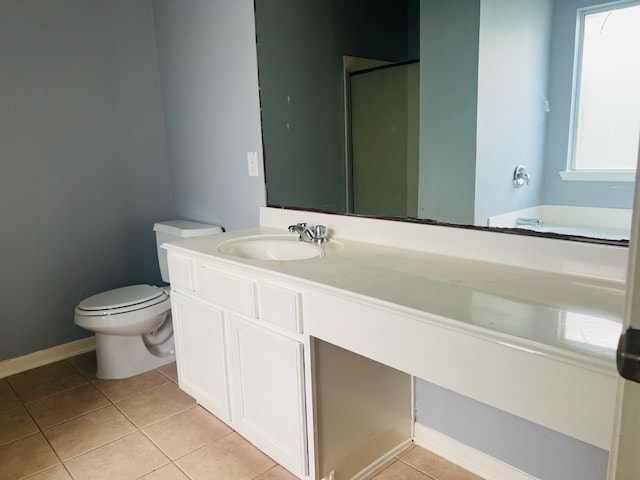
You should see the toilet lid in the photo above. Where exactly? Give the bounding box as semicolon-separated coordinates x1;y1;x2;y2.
77;285;167;311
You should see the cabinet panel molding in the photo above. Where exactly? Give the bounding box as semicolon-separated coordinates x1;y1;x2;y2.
171;293;230;422
227;314;308;476
197;265;257;318
167;254;196;292
259;282;303;333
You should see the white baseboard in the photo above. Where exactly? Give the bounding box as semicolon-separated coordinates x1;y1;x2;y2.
352;438;413;480
0;337;95;378
413;423;538;480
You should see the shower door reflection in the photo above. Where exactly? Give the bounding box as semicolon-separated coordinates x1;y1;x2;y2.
348;60;420;217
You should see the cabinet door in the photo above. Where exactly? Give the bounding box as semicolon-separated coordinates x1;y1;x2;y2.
227;315;308;476
171;293;230;422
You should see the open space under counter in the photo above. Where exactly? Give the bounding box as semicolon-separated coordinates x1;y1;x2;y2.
164;208;627;478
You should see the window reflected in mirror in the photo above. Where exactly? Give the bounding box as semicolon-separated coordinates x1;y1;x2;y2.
570;2;640;175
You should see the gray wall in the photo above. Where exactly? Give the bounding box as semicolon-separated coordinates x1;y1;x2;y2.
0;0;173;361
474;0;551;225
419;0;552;226
0;0;266;362
152;0;265;231
418;0;480;224
419;0;633;226
416;381;609;480
542;0;635;208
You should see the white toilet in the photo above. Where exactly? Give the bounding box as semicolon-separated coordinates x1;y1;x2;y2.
74;220;223;379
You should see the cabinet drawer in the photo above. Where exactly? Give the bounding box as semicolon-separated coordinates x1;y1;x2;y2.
197;266;257;318
259;283;302;333
167;254;196;292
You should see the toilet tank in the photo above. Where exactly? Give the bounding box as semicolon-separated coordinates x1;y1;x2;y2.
153;220;223;283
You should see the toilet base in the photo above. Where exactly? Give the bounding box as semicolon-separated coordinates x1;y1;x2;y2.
95;333;175;379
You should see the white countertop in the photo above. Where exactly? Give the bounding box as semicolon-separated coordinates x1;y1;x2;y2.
166;225;625;364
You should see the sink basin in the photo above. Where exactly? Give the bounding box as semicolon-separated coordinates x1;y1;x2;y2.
217;234;330;261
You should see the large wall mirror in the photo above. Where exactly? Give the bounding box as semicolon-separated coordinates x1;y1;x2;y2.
254;0;639;244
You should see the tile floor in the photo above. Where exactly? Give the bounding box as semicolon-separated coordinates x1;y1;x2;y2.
0;352;483;480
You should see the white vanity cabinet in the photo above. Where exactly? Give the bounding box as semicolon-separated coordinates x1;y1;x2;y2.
163;212;627;480
166;251;309;478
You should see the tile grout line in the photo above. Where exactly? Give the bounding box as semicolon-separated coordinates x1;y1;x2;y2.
146;365;202;480
92;376;173;403
6;357;481;480
91;364;194;479
7;360;91;406
23;381;110;430
362;458;398;480
50;359;135;474
77;368;174;479
119;364;211;480
396;457;439;480
8;358;227;480
0;404;37;447
10;376;75;480
248;464;286;480
23;359;164;479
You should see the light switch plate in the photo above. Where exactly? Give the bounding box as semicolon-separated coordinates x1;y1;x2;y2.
247;152;259;177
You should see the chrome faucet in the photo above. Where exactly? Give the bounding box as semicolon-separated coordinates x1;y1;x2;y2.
288;222;328;244
513;165;531;187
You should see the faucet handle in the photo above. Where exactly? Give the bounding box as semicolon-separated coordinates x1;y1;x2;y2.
313;225;328;244
513;165;531;187
288;222;307;232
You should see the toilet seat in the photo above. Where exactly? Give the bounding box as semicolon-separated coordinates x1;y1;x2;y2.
75;284;169;316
